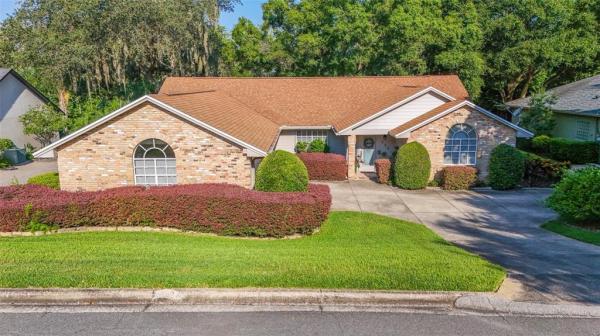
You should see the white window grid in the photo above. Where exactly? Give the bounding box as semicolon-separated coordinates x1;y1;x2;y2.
576;121;591;140
443;124;477;165
133;139;176;186
296;130;328;144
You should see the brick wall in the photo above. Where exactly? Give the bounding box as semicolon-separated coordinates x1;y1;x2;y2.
56;103;252;191
408;106;516;180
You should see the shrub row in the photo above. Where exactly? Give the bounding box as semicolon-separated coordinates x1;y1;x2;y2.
374;159;391;184
522;135;599;164
441;166;478;190
297;153;347;181
521;151;569;187
0;183;332;237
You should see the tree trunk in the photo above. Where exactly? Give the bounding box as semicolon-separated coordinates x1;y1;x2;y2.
57;87;70;115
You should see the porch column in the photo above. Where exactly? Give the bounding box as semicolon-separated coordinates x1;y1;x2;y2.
346;135;356;179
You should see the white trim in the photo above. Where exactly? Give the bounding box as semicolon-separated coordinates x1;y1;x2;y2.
33;95;268;158
336;87;456;135
279;125;332;130
393;101;534;138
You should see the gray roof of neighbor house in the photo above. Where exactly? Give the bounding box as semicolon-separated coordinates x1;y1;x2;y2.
0;68;11;80
0;68;52;105
506;74;600;117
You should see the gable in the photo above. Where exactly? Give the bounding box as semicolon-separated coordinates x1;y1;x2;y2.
34;96;269;158
350;92;449;134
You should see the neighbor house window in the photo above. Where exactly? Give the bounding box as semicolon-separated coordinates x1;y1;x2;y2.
576;120;591;140
444;124;477;165
296;130;328;144
133;138;176;186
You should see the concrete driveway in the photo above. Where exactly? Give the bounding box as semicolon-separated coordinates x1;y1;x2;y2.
0;160;57;186
328;180;600;304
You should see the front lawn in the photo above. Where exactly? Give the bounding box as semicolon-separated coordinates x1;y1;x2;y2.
542;220;600;246
0;211;505;291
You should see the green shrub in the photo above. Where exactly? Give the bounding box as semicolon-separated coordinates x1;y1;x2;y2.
521;151;569;187
0;138;15;152
308;138;328;153
527;136;599;164
393;142;431;190
546;138;599;164
546;168;600;224
441;166;478;190
295;141;308;153
488;144;525;190
531;135;552;154
27;172;60;189
255;150;309;192
516;137;533;151
0;156;10;169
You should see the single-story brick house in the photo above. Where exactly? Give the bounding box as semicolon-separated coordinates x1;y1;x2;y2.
34;76;532;191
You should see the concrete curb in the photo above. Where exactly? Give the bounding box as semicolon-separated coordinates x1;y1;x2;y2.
456;295;600;318
1;289;600;317
0;289;459;309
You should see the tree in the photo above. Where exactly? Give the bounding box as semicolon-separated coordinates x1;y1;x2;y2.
519;93;557;136
0;0;239;112
19;106;68;147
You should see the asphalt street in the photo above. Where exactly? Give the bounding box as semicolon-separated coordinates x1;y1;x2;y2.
2;309;600;336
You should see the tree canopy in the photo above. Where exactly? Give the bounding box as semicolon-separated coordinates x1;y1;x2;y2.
1;0;598;136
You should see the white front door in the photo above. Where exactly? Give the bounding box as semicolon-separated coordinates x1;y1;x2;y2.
357;136;377;172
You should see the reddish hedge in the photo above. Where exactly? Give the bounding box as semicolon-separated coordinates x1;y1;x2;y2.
297;153;347;181
441;166;478;190
0;183;331;237
374;159;391;184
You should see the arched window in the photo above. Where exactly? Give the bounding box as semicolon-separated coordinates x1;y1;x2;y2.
133;138;176;186
444;124;477;165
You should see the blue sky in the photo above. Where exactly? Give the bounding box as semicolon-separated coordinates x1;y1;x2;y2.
0;0;265;30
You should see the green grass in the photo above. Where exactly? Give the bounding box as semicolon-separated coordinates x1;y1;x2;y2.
542;219;600;246
0;211;505;291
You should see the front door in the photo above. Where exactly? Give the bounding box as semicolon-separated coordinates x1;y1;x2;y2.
357;136;376;172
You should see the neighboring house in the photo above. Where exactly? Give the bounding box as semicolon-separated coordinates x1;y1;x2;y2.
0;68;51;148
34;76;532;191
506;74;600;142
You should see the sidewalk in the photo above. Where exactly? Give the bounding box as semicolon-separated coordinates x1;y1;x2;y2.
2;288;600;317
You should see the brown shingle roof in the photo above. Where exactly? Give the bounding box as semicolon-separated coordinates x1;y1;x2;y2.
150;91;280;152
159;76;469;127
389;100;466;136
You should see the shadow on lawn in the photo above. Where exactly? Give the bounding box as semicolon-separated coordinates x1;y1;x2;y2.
421;189;600;304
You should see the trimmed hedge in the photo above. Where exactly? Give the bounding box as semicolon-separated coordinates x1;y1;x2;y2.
393;142;431;190
0;183;332;237
441;166;477;190
546;168;600;224
27;172;60;189
297;153;346;181
488;144;525;190
526;135;599;164
521;151;569;187
374;159;391;184
255;150;309;192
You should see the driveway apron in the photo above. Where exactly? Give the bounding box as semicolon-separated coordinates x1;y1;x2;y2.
328;180;600;304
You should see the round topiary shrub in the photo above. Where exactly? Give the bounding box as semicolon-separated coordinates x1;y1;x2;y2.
393;142;431;190
488;144;525;190
546;167;600;224
255;150;309;192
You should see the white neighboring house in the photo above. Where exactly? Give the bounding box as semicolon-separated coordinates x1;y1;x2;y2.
0;68;52;149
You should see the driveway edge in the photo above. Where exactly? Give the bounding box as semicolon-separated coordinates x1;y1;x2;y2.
1;289;600;317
